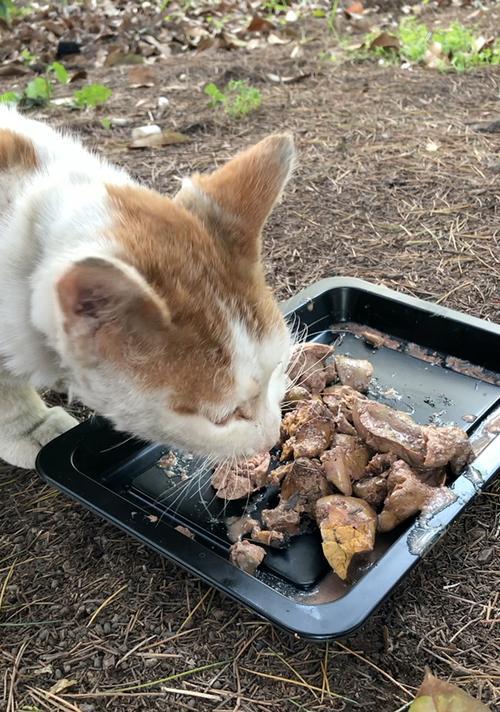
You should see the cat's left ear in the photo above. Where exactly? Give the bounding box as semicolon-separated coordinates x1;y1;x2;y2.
174;133;295;261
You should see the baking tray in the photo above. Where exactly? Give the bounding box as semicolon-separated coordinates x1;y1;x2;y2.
36;277;500;640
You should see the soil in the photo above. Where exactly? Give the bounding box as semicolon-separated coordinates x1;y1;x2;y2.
1;1;499;711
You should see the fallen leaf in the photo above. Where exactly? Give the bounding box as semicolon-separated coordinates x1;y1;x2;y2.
266;72;311;84
69;69;88;83
410;671;490;711
49;678;77;695
129;131;190;149
474;35;495;53
105;50;144;67
369;32;400;51
345;2;365;17
0;62;31;77
247;15;275;33
128;65;156;88
268;33;291;46
285;9;299;22
131;124;161;140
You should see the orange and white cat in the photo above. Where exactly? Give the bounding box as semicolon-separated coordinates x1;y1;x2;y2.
0;106;294;469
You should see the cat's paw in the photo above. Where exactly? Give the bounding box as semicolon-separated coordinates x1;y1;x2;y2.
0;407;78;470
30;406;79;448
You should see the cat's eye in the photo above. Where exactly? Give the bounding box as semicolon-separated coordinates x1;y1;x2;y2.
212;403;253;426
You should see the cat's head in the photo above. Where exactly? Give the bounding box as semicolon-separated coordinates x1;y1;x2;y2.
54;134;295;459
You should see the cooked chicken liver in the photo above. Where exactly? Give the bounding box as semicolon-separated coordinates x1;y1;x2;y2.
211;452;271;500
315;495;377;580
229;540;266;574
335;355;374;392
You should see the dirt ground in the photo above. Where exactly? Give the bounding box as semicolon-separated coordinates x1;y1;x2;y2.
1;1;499;711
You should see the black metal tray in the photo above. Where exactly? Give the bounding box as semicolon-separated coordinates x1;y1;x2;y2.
36;278;500;640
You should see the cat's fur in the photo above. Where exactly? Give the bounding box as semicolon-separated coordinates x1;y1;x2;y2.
0;106;294;469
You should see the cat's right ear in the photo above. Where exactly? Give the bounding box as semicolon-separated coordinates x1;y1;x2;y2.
174;133;295;262
56;256;169;359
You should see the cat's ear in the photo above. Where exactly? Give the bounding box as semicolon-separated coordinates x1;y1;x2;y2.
174;133;295;261
56;256;169;352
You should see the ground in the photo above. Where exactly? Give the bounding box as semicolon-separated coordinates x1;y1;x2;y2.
0;1;499;711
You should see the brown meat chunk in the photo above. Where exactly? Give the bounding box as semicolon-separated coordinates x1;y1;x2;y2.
250;526;286;548
281;400;335;460
365;452;398;476
335;355;374;392
229;540;266;574
225;515;259;542
287;342;333;394
261;503;302;536
352;400;426;466
284;386;312;404
175;525;194;539
323;355;337;384
320;437;370;496
361;329;385;349
315;495;377;580
353;476;388;509
280;457;332;514
423;425;473;474
322;385;367;436
211;452;271;500
377;460;434;532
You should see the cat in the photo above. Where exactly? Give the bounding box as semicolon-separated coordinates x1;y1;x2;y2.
0;106;295;469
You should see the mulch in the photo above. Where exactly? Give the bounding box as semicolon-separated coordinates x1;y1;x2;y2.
1;1;499;710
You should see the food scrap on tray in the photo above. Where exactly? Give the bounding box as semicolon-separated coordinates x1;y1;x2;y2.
213;341;474;579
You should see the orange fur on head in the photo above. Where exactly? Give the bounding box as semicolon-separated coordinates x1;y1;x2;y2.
0;129;38;171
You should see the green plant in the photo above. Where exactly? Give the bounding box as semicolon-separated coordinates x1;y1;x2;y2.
399;18;430;63
359;18;500;72
204;82;226;107
49;61;70;84
25;76;52;104
20;48;38;65
327;0;340;35
0;91;21;104
205;80;262;118
73;84;112;109
0;0;14;22
263;0;289;13
100;117;112;130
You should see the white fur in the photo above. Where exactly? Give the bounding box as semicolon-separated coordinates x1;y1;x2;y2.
0;107;291;468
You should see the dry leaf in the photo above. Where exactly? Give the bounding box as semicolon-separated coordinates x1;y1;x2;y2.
266;72;311;84
247;15;275;33
129;131;190;149
69;69;88;83
128;65;156;88
105;50;144;67
131;125;161;140
369;32;400;51
268;33;290;46
345;2;365;16
0;62;31;77
49;678;77;695
410;671;490;711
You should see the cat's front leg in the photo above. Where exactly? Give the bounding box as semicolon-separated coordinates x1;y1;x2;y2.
0;375;78;469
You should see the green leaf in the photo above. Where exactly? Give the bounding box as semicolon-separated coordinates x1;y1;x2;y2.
49;61;70;84
0;91;21;104
100;117;112;130
25;77;51;102
73;84;112;109
204;82;225;106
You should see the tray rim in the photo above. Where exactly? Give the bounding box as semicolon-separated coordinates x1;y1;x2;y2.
35;277;500;641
